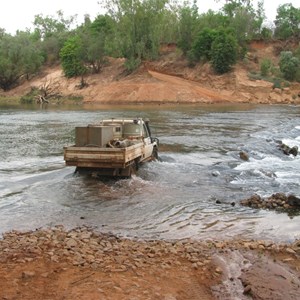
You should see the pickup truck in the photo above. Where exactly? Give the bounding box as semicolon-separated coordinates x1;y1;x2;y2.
64;118;159;177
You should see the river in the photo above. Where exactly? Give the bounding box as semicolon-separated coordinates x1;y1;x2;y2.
0;103;299;242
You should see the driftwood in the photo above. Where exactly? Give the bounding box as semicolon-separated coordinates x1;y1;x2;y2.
36;95;49;104
39;78;62;99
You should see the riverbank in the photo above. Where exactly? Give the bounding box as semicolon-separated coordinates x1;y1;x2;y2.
1;41;300;106
0;226;299;300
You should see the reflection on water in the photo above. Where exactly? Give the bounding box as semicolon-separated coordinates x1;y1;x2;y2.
0;103;300;242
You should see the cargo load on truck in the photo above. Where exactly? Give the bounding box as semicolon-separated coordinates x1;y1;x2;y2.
64;118;159;177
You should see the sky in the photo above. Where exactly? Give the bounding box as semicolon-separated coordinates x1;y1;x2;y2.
0;0;299;34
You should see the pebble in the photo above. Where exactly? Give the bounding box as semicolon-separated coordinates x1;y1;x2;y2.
22;271;36;279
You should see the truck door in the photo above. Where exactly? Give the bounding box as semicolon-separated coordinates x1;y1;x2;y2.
143;123;154;158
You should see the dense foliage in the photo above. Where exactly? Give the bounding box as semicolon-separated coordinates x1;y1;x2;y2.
0;0;299;90
0;32;44;90
274;4;300;39
211;31;238;74
279;51;300;81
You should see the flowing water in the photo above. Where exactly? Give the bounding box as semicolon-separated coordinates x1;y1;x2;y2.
0;103;299;242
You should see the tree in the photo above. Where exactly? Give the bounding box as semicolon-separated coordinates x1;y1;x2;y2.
60;36;86;78
104;0;171;71
192;28;218;61
33;10;76;39
274;4;300;39
260;58;272;76
177;1;198;55
222;0;266;42
279;51;300;81
33;11;77;63
211;31;238;74
0;32;44;90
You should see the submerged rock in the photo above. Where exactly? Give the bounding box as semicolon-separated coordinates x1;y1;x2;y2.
240;193;300;211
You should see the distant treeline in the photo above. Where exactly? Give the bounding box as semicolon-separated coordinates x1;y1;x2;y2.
0;0;299;91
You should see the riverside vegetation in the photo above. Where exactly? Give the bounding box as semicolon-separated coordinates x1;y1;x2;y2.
0;0;300;104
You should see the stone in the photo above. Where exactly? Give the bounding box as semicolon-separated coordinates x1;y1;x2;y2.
286;248;296;255
287;195;300;207
22;271;35;279
66;238;78;248
289;146;298;156
212;171;220;177
239;151;249;161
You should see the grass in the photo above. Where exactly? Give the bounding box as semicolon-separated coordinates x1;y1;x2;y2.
0;96;21;105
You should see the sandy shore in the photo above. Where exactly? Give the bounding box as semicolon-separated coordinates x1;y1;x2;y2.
0;226;299;300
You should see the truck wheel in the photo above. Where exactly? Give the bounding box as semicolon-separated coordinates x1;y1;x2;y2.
152;147;158;161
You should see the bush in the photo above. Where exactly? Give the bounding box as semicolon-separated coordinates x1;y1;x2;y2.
211;32;238;74
20;87;40;104
260;58;272;76
192;28;218;61
279;51;300;81
60;36;86;78
124;57;141;73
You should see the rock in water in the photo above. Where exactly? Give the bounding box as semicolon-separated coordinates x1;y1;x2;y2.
239;151;249;161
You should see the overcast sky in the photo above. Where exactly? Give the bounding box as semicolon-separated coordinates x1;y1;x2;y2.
0;0;299;34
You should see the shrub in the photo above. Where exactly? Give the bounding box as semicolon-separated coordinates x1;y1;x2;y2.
20;87;40;104
192;28;218;61
124;57;141;73
279;51;300;81
211;32;238;74
260;58;272;76
60;36;86;78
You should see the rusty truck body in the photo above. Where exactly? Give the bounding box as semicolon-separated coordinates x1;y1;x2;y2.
64;118;159;177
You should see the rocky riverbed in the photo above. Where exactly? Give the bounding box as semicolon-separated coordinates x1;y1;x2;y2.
0;226;300;299
240;193;300;211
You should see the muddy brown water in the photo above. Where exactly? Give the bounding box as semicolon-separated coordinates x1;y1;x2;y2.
0;103;299;242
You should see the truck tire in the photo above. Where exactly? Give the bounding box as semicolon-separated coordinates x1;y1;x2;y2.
152;147;158;161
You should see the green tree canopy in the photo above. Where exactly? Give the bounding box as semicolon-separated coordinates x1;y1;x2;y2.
192;28;218;61
105;0;171;71
177;1;198;55
0;32;44;90
60;36;86;78
274;4;300;39
279;51;300;81
33;11;77;63
211;31;238;74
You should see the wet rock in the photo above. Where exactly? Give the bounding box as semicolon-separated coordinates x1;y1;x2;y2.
212;171;220;177
278;142;298;156
239;151;249;161
289;146;298;156
240;193;300;212
287;195;300;207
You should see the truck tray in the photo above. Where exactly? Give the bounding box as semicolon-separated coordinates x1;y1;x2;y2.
64;142;145;169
